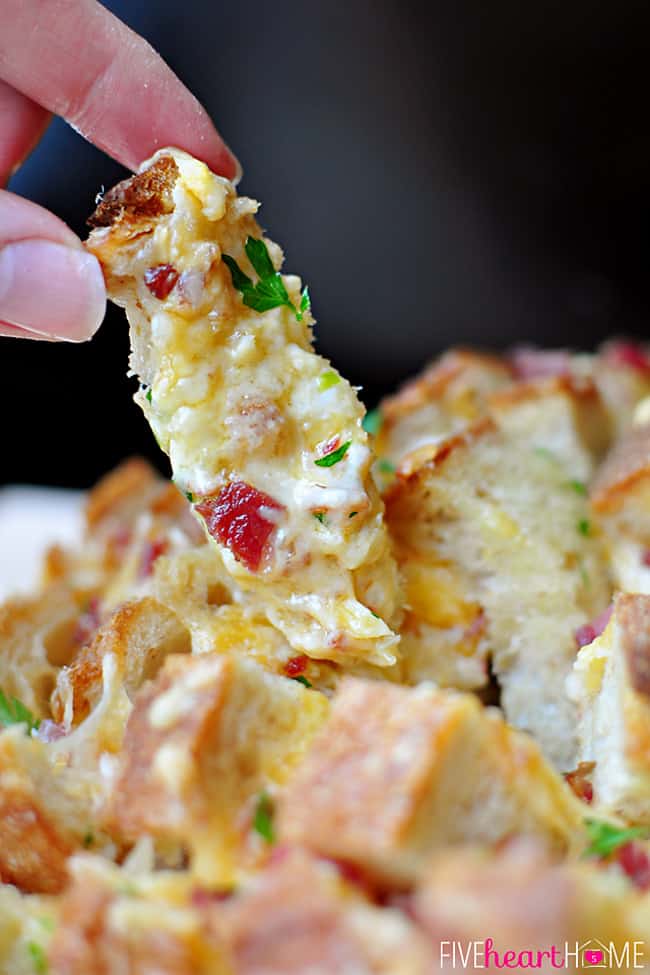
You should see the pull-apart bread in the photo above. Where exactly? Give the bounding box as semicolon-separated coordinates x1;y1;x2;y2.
2;149;650;971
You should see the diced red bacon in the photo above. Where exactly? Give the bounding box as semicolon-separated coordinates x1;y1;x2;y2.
603;340;650;374
564;761;595;804
195;481;284;572
641;550;650;568
510;347;572;380
144;264;179;300
574;604;613;649
191;887;234;907
139;538;168;578
615;841;650;891
316;435;341;459
284;655;308;677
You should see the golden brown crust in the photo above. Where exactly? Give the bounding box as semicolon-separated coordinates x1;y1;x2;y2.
387;418;495;496
87;155;179;230
616;593;650;697
0;794;72;894
84;457;158;530
591;422;650;512
488;374;600;410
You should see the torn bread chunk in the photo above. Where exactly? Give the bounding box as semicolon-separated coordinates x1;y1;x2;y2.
375;348;512;468
111;653;329;884
489;375;611;482
86;149;401;667
51;597;191;726
48;854;228;975
591;420;650;592
385;421;611;768
0;726;99;894
413;842;644;956
212;846;432;975
277;679;582;885
568;593;650;823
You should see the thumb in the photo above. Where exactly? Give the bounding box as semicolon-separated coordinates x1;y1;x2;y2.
0;190;105;341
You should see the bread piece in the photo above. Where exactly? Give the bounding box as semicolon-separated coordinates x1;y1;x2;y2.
0;727;98;894
376;348;511;467
386;422;611;767
51;597;191;726
413;842;645;963
569;593;650;823
278;679;581;885
48;854;228;975
86;149;401;668
213;846;431;974
111;653;329;883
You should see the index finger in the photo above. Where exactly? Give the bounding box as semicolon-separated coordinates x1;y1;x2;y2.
0;0;237;178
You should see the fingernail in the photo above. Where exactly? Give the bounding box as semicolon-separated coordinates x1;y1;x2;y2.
0;239;106;341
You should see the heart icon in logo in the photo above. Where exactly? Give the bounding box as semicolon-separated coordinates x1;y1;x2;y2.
584;950;604;965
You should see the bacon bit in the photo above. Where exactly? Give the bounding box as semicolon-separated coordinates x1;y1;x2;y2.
195;481;284;572
574;604;613;649
73;596;101;646
110;526;132;552
615;841;650;891
510;347;571;380
642;550;650;568
316;435;341;459
144;264;179;300
34;719;67;743
325;857;378;899
565;761;595;804
604;341;650;374
191;887;235;907
284;655;308;677
464;610;486;641
139;538;168;578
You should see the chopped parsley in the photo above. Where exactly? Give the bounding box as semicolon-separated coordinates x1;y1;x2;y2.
580;561;591;587
27;942;47;974
185;490;195;503
315;440;351;468
349;511;358;518
318;370;340;391
223;237;309;322
567;479;587;496
145;387;152;404
533;446;557;462
292;675;313;688
362;408;383;436
253;791;275;844
377;458;396;474
83;831;94;849
578;518;591;537
583;818;648;859
0;689;39;734
313;511;327;525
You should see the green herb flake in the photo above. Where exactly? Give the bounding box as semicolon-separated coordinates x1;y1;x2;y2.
313;511;327;525
253;791;275;844
318;370;340;391
292;675;313;688
377;458;396;474
37;917;55;933
580;562;591;588
583;818;648;859
567;479;587;496
83;831;94;849
349;511;358;519
223;237;308;323
370;611;380;619
145;388;152;404
315;440;352;468
300;286;311;316
578;519;591;537
362;408;383;436
185;491;195;503
27;942;47;974
0;689;39;734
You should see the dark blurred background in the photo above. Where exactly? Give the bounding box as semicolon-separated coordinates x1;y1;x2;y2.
3;0;650;487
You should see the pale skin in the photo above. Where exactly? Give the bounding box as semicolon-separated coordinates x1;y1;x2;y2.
0;0;237;341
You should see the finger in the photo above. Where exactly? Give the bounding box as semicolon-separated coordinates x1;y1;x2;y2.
0;80;51;185
0;190;106;342
0;0;238;179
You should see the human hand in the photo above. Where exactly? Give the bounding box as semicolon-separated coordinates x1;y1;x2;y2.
0;0;237;341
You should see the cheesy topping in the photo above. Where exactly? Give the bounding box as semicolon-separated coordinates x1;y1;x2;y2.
87;149;401;667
